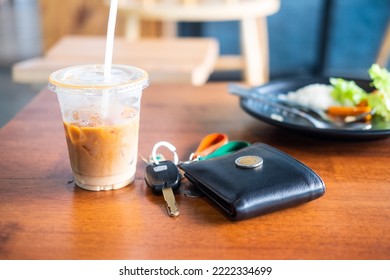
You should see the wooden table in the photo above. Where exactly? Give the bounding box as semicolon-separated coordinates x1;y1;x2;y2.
12;36;218;86
1;83;389;260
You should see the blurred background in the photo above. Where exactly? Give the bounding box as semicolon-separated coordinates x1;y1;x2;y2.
0;0;389;127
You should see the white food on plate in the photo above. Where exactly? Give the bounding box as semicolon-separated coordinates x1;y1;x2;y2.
281;83;338;111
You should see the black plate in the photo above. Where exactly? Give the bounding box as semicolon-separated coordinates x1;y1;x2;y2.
239;76;390;139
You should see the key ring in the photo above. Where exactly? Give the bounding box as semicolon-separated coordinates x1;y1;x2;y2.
152;141;179;165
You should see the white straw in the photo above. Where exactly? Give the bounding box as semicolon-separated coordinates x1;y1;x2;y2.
101;0;118;118
104;0;118;81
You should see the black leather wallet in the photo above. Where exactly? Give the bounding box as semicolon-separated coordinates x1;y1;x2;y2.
180;143;325;220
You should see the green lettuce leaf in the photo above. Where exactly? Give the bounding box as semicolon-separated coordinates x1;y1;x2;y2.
330;77;367;106
369;64;390;95
329;64;390;120
366;93;390;120
367;64;390;120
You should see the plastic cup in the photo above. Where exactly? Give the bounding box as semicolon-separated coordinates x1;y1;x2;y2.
48;64;149;191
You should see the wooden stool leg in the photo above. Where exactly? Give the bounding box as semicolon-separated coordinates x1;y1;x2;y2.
162;21;178;38
257;17;270;84
240;17;269;86
125;15;140;41
376;22;390;67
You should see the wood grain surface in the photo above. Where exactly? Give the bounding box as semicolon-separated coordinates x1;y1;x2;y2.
0;83;389;260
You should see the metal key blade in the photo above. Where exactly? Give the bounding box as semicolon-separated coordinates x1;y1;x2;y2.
162;187;180;217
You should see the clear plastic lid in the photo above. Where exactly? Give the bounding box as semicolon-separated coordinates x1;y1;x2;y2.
48;64;149;94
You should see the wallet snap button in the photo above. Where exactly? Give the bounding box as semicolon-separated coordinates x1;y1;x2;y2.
235;155;263;169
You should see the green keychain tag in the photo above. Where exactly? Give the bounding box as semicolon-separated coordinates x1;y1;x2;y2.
199;141;250;160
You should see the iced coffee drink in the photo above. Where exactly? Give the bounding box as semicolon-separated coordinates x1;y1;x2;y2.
63;111;139;189
49;64;148;191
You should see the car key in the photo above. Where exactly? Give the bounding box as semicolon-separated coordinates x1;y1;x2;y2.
144;160;181;217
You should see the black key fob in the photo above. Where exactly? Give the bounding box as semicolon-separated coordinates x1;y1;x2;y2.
144;160;181;195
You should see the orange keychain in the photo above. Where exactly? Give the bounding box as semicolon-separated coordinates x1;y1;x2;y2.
189;133;228;161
